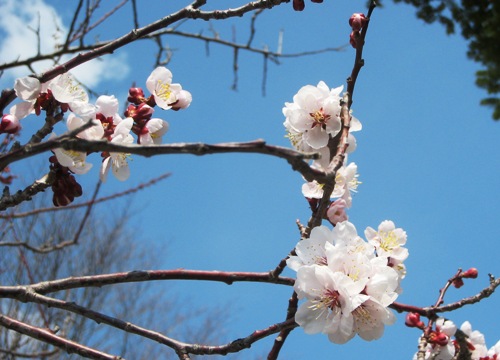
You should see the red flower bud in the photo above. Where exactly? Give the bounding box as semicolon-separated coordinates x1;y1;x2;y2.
349;13;367;31
293;0;305;11
461;268;478;279
405;312;425;329
128;87;145;105
125;103;154;122
452;278;464;288
430;332;450;346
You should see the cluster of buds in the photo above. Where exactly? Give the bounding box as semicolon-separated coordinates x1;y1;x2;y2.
49;155;83;207
453;267;479;288
349;13;367;48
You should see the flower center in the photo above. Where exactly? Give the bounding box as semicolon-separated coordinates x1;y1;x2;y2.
311;289;341;312
156;80;172;102
309;108;330;129
379;230;398;252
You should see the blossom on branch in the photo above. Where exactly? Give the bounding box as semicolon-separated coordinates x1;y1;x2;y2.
283;81;342;150
52;113;104;175
146;67;192;110
289;220;406;344
138;118;169;145
100;118;134;182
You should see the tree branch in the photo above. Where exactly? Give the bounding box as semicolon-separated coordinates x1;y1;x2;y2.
0;314;122;360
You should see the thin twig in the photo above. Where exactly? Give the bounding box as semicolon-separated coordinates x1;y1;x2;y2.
0;172;171;219
0;314;122;360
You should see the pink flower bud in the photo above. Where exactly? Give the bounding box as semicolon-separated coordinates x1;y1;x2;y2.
349;13;367;31
405;312;425;329
0;114;21;134
326;199;348;225
461;268;478;279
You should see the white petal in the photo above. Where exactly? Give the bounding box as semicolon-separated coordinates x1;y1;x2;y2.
14;77;41;101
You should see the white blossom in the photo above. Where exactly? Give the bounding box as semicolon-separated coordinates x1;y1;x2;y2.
283;81;343;150
365;220;408;263
100;118;133;182
139;118;169;145
48;73;94;117
146;67;191;110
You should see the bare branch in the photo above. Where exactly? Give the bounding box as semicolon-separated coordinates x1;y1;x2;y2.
0;270;294;296
390;275;500;317
0;314;122;360
0;172;171;219
0;138;324;211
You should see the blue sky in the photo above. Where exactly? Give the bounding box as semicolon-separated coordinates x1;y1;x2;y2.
1;0;499;359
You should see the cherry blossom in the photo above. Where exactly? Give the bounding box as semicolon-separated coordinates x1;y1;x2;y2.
460;321;488;359
139;118;169;145
286;225;333;271
290;220;402;344
14;76;42;101
352;298;396;341
294;264;368;344
146;67;191;110
365;220;408;263
414;318;457;360
48;73;94;116
100;117;134;182
486;340;500;359
283;81;343;150
301;160;360;207
52;113;104;175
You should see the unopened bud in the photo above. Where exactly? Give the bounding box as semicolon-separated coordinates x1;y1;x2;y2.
128;87;145;105
326;199;348;225
429;332;449;346
405;312;425;329
293;0;305;11
0;114;20;134
452;278;464;288
125;103;154;121
349;13;367;31
461;268;478;279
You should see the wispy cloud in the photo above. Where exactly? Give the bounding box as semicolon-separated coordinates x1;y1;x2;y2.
0;0;129;89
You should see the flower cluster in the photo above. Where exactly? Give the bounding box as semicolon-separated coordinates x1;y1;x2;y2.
411;319;500;360
7;67;191;206
288;220;408;344
283;79;405;343
283;80;361;224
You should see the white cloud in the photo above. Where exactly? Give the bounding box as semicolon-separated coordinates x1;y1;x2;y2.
0;0;129;89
